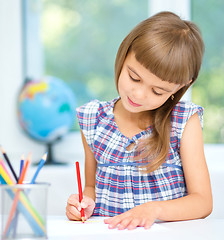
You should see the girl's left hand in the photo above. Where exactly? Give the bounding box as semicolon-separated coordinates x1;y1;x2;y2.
104;202;161;230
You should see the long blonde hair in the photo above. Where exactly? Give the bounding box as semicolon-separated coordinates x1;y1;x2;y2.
114;11;204;172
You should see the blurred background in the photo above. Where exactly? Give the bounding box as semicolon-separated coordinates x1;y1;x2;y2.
0;0;224;217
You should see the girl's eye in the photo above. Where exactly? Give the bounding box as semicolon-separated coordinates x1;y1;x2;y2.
129;75;140;82
152;89;162;96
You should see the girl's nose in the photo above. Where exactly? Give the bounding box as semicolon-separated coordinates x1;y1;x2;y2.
132;86;146;99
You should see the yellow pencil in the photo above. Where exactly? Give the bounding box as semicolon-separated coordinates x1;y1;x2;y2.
0;159;15;183
0;164;14;185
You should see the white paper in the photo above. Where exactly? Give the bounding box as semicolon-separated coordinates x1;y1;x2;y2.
47;216;169;238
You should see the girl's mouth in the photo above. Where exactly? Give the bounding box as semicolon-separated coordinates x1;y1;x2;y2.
127;97;142;107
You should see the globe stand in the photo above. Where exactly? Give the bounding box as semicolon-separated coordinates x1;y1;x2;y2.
44;142;68;165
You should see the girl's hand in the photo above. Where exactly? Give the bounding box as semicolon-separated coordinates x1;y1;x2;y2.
66;194;95;221
104;202;161;230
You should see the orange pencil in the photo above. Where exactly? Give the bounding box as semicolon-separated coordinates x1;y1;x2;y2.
18;153;31;184
75;161;85;223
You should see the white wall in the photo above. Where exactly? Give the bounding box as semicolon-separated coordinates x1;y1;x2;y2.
0;0;29;160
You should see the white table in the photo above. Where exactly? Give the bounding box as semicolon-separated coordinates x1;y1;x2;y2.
47;216;224;240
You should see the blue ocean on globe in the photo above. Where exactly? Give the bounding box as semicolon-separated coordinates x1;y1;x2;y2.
18;76;76;143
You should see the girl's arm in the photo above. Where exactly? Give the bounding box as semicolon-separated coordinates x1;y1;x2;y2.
156;112;213;220
105;113;213;229
66;130;96;220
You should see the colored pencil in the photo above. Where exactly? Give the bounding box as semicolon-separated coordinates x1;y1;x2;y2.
12;154;25;237
3;190;21;235
0;164;14;185
0;159;15;183
0;145;18;182
75;161;85;223
19;154;25;179
18;153;31;184
30;153;47;184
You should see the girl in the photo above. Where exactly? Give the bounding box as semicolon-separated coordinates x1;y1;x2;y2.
66;11;212;230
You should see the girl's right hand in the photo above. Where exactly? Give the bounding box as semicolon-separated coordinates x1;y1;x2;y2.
66;194;95;221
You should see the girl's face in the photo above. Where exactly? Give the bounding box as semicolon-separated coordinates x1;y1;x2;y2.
118;52;183;113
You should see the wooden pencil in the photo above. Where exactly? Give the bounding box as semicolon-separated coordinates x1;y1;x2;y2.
75;161;85;223
30;153;47;184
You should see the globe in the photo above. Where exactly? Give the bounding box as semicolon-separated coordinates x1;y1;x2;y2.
17;76;76;144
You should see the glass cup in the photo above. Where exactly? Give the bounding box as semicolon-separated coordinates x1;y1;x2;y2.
1;183;50;239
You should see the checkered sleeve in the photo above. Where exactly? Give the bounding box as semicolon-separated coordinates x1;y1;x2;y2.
76;100;100;152
171;101;204;149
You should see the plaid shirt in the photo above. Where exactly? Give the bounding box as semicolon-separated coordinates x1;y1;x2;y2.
77;97;203;217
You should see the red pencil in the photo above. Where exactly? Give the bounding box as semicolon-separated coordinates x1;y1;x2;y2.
75;161;85;223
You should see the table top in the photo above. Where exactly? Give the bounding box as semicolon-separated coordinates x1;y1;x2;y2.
47;216;224;240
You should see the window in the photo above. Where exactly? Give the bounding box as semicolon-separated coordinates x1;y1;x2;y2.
23;0;223;143
23;0;149;129
191;0;224;143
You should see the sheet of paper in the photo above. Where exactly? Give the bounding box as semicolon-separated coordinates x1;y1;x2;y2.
47;216;169;239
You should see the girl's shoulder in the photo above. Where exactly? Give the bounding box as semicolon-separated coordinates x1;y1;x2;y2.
171;101;204;148
76;98;119;149
171;100;204;131
172;101;203;118
76;97;119;119
76;99;101;116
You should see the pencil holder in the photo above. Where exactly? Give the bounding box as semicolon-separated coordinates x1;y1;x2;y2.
0;183;50;240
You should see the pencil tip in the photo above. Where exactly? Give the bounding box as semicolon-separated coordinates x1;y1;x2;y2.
21;154;25;160
27;152;32;161
43;152;48;161
81;217;85;223
0;145;5;153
